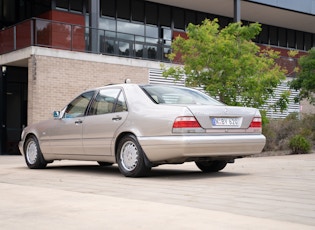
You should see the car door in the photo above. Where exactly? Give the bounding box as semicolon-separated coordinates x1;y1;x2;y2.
49;91;95;155
82;88;128;156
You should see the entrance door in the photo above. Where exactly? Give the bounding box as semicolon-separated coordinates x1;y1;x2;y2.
0;66;27;155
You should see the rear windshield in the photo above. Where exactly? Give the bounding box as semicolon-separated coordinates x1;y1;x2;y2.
141;85;224;105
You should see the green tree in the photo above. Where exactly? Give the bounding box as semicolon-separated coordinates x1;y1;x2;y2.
290;48;315;105
162;19;288;111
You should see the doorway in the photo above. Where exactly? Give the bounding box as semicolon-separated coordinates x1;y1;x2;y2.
0;66;28;155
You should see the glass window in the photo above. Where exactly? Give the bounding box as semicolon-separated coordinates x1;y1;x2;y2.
100;37;115;54
162;28;171;40
70;0;83;12
173;7;185;30
146;25;158;38
56;0;69;10
287;29;296;48
117;0;130;20
65;91;94;118
259;24;269;44
117;21;144;36
219;17;230;29
141;85;223;105
304;33;312;51
196;12;207;24
132;0;144;22
145;2;157;25
185;10;196;26
269;26;278;46
118;41;131;56
115;92;127;112
279;27;287;47
31;0;51;17
135;44;144;58
147;45;157;59
101;0;115;17
88;89;124;115
99;18;116;31
296;31;304;50
159;5;171;27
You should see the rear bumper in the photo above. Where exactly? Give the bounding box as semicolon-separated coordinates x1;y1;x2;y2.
138;134;266;162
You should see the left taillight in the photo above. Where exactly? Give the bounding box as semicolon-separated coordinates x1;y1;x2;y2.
173;116;201;128
172;116;205;133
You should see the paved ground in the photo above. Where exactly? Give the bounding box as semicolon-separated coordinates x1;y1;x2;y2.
1;153;315;229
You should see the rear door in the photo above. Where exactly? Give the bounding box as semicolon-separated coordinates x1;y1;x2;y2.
82;88;128;156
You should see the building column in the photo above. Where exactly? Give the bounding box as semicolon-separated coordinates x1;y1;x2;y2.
89;0;100;53
234;0;241;22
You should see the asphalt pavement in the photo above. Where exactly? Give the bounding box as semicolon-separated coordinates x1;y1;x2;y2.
1;153;315;229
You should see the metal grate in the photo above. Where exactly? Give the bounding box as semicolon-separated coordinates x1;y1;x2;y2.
149;69;300;118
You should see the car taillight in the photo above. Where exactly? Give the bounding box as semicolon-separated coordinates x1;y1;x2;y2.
250;117;262;128
173;116;201;128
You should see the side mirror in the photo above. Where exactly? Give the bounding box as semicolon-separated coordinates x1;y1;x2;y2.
53;111;60;119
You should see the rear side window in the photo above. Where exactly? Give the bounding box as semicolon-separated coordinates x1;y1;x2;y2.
88;88;127;115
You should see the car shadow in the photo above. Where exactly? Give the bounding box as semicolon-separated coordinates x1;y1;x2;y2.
45;164;121;176
40;163;249;179
147;168;248;180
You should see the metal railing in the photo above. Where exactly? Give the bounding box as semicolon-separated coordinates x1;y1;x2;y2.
0;18;171;62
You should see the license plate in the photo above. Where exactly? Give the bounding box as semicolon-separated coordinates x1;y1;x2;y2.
212;117;239;126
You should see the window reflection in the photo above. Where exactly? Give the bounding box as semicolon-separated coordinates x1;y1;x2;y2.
99;18;116;31
118;41;130;56
147;46;157;59
88;89;127;115
146;25;158;38
65;91;94;118
117;21;144;36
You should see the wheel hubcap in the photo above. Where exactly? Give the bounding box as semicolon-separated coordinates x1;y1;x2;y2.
26;140;38;164
120;141;139;171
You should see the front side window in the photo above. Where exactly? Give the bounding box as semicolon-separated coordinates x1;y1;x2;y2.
64;91;95;118
88;88;127;115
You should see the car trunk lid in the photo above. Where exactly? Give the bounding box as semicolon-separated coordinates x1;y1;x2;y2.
185;105;259;130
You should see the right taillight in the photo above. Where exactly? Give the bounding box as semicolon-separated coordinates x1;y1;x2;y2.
250;117;262;128
248;117;262;133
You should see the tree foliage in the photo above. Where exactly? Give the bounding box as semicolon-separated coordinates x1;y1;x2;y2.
290;47;315;105
162;19;288;110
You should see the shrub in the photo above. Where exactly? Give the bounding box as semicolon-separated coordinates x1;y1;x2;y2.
289;135;311;154
263;114;314;152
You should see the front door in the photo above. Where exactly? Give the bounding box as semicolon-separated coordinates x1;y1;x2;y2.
49;91;95;155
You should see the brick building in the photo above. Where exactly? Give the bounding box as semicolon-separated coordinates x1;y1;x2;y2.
0;0;314;154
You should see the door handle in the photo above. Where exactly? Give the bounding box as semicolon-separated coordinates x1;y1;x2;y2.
75;120;83;125
112;116;122;121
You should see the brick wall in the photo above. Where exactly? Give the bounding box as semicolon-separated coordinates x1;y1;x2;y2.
27;55;148;124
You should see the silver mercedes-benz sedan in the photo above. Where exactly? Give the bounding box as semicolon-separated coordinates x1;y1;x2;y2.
19;83;265;177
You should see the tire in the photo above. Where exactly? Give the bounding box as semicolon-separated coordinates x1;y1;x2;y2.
97;161;113;167
24;136;47;169
195;160;227;173
116;134;151;177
